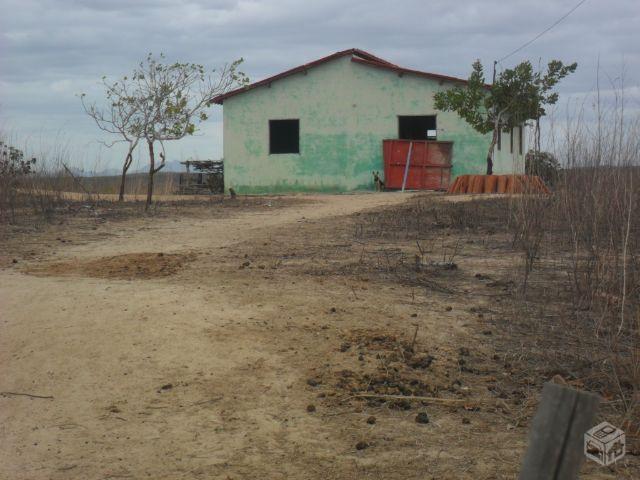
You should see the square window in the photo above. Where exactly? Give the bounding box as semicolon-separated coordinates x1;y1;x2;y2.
269;119;299;154
398;115;437;140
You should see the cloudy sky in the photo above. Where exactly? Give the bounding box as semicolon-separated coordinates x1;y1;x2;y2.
0;0;638;172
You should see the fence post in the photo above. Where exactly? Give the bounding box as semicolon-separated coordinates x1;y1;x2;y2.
519;382;600;480
401;141;413;192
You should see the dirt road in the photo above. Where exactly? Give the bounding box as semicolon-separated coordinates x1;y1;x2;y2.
2;193;444;480
1;192;631;479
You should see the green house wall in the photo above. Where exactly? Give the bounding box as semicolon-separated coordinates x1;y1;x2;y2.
222;55;524;194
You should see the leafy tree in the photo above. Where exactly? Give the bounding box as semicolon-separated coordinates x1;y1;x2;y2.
82;54;248;207
130;54;248;208
434;59;576;175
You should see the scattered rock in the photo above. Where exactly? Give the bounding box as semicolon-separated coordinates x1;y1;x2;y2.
240;261;250;268
306;378;320;387
415;412;430;424
445;306;452;311
482;330;492;336
409;355;434;369
12;258;18;264
410;313;417;318
160;383;173;391
366;416;376;425
355;441;369;450
462;417;471;424
390;399;412;410
340;342;351;352
329;307;337;313
306;404;316;413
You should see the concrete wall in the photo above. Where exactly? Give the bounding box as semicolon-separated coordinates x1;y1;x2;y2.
222;55;524;194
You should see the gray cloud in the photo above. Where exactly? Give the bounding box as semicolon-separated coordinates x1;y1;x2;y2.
1;0;638;169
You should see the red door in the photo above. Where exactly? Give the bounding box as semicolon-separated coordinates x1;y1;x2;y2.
383;140;452;190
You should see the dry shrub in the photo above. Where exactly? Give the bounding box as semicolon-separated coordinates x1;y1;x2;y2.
509;92;640;422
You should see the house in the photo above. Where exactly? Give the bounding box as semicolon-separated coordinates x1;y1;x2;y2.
213;49;525;194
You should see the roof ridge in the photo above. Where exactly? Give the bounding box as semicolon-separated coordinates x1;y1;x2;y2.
212;49;469;104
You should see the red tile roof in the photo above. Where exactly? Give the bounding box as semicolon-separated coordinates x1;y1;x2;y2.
211;48;470;104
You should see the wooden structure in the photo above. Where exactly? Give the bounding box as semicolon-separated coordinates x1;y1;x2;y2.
383;139;452;191
178;160;224;194
519;383;600;479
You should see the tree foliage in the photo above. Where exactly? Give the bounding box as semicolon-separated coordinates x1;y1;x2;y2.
0;141;36;179
81;53;248;206
434;59;577;174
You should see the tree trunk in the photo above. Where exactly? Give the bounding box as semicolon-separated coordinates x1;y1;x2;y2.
486;129;498;175
146;141;155;210
118;151;133;202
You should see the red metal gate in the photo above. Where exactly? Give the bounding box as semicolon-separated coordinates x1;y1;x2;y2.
383;139;452;190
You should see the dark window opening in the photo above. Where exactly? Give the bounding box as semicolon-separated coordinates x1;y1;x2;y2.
398;115;437;140
269;119;299;154
518;125;523;155
510;128;514;154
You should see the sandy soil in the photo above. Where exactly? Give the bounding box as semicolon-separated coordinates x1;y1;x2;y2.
0;192;635;479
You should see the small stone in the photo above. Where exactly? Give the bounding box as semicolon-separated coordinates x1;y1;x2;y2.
355;441;369;450
482;330;492;336
410;313;417;318
306;404;316;413
445;306;452;311
391;399;412;410
366;416;376;425
160;383;173;391
462;417;471;424
12;258;18;264
340;342;351;352
329;307;337;313
409;355;434;369
415;412;430;424
306;378;320;387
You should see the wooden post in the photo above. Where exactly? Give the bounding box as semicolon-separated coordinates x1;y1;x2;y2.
519;383;600;480
401;141;413;192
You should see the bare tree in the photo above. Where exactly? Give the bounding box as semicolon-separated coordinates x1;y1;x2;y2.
80;80;146;201
124;54;248;208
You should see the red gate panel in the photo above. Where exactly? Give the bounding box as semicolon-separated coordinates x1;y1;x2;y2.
383;139;452;190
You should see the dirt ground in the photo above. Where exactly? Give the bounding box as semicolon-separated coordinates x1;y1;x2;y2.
0;192;637;479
